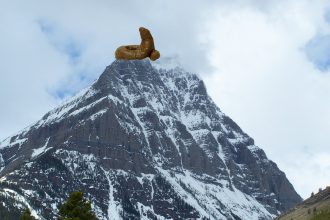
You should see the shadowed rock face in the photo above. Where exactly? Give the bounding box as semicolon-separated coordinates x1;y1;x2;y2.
0;59;301;220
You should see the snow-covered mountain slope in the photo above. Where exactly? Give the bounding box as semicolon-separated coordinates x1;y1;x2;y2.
0;59;301;220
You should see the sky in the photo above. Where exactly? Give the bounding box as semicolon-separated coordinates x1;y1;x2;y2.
1;0;330;199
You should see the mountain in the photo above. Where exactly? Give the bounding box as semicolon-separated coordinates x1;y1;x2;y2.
276;187;330;220
0;59;301;220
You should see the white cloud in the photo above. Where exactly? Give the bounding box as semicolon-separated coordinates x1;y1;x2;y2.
1;0;330;199
203;0;330;198
0;3;73;137
0;0;217;139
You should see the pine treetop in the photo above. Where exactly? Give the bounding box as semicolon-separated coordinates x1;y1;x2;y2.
20;208;36;220
57;191;98;220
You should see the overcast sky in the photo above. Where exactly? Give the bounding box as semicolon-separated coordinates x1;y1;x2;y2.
1;0;330;199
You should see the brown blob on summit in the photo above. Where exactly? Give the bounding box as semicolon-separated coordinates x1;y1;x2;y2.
115;27;160;61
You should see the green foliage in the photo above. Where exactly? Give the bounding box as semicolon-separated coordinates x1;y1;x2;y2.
20;208;36;220
57;191;98;220
310;209;330;220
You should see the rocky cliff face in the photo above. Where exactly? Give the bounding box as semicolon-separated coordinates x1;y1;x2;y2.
0;59;301;220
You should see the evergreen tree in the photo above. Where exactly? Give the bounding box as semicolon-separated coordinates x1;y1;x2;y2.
57;191;98;220
20;208;36;220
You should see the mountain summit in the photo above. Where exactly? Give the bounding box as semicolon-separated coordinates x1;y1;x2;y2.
0;59;301;219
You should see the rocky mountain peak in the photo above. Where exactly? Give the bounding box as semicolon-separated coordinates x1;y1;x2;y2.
0;59;301;220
